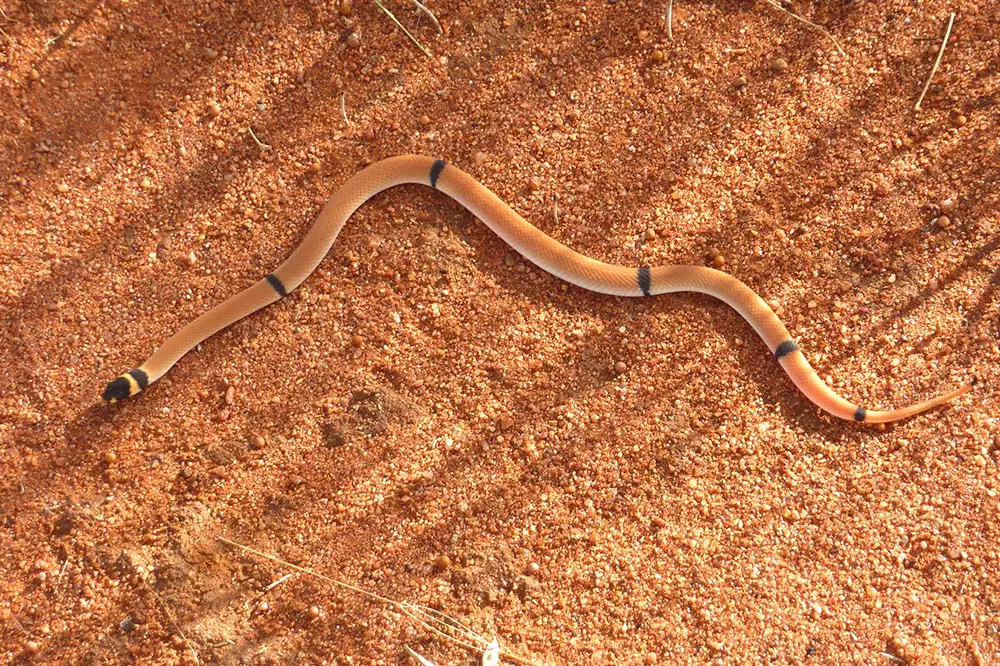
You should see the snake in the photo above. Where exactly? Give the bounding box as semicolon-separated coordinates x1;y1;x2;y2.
102;154;973;423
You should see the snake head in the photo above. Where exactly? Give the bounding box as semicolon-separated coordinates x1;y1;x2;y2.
102;369;149;402
102;376;131;402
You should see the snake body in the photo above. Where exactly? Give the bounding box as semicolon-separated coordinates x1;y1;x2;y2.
103;155;972;423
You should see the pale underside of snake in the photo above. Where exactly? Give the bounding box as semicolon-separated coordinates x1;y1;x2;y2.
103;155;974;423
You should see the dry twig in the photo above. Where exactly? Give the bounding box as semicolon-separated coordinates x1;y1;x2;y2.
914;12;955;111
764;0;847;59
374;0;432;57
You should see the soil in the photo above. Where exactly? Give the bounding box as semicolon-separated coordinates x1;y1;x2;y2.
1;1;998;664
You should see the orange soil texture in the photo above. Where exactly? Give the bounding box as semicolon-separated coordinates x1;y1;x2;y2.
1;1;998;664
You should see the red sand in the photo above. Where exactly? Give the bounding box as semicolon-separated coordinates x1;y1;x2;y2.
1;1;997;663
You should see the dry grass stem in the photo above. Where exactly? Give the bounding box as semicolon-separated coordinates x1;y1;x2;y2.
340;93;350;124
404;645;438;665
262;572;293;593
248;126;271;151
411;0;442;34
397;603;493;654
374;0;432;57
764;0;847;58
216;536;540;665
149;585;200;665
54;558;69;592
667;0;674;41
914;12;956;111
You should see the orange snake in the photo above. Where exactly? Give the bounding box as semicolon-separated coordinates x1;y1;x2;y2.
103;155;973;423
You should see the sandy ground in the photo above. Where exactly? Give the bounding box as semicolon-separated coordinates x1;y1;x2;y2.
1;0;998;663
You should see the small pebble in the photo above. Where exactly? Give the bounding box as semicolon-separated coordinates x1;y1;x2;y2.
206;100;222;117
614;361;627;374
770;57;788;73
103;450;117;465
645;229;656;240
528;176;541;191
939;198;956;214
140;177;152;189
350;334;363;347
307;159;321;174
29;68;40;81
204;47;218;60
875;181;890;197
256;600;269;613
224;385;235;405
645;652;658;664
712;254;725;268
346;33;360;48
937;215;951;229
525;561;540;575
651;49;665;63
418;114;431;128
57;183;69;193
734;75;747;89
25;640;40;654
434;554;452;570
638;30;649;40
249;433;266;450
307;605;321;619
184;251;197;266
339;0;352;15
953;114;967;127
